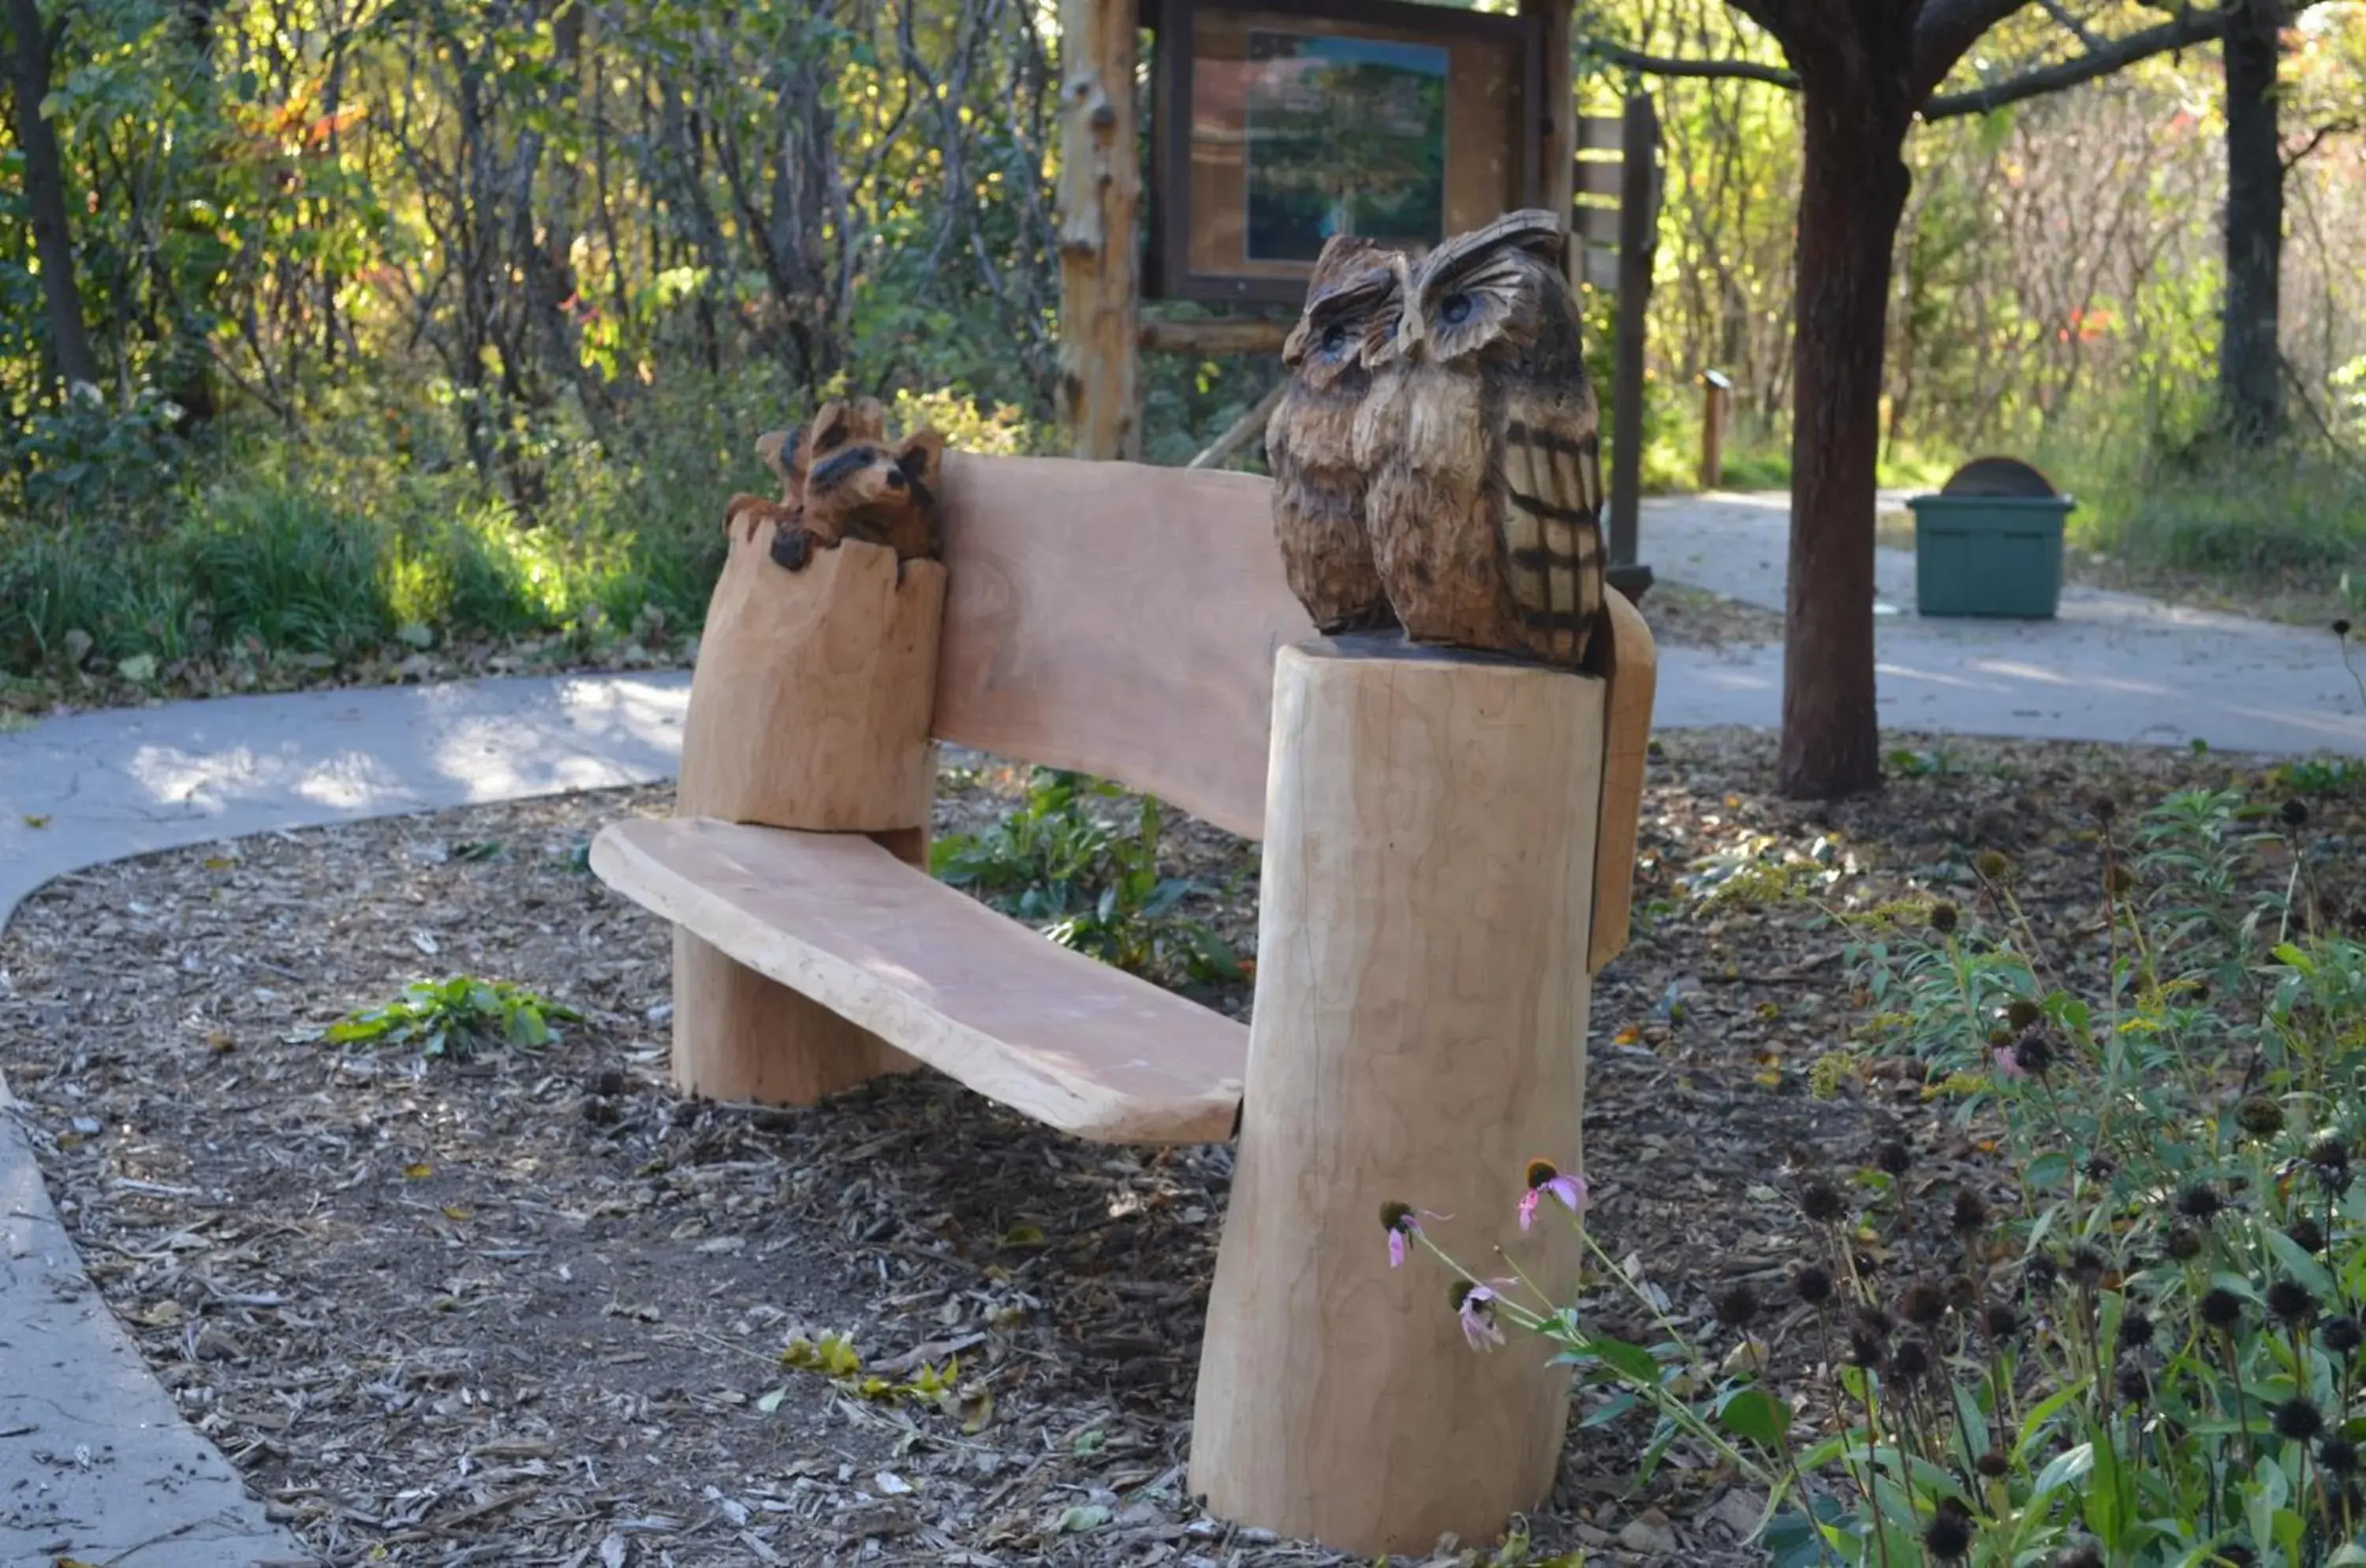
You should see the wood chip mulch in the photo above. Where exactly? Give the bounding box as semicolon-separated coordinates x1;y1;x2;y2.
2;729;2350;1566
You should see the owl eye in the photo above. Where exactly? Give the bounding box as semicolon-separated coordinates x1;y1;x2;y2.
1319;323;1348;354
1439;292;1474;326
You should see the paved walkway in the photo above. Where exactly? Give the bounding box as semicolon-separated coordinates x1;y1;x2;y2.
1;496;2360;1564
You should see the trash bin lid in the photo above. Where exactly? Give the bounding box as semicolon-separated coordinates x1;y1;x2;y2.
1942;456;2059;497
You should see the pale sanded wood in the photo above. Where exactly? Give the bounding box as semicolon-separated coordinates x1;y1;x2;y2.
1585;588;1658;973
671;512;942;1102
678;516;944;831
1190;643;1603;1555
932;453;1317;841
592;817;1249;1144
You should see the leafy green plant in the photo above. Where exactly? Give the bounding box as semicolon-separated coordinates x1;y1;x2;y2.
327;975;581;1060
1397;782;2366;1566
931;768;1243;988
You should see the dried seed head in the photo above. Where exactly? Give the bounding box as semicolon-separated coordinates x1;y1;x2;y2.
2114;1362;2151;1406
2274;1395;2324;1443
2067;1246;2107;1289
2287;1216;2327;1254
1853;1305;1894;1342
1974;1447;2010;1479
2092;795;2118;823
1950;1188;1989;1235
2322;1315;2362;1355
1890;1337;1932;1383
1922;1506;1973;1562
2105;864;2134;895
1715;1284;1760;1330
2281;799;2310;828
1792;1264;1834;1306
1946;1274;1980;1312
1973;849;2012;881
1848;1330;1886;1369
1984;1301;2021;1340
2200;1286;2243;1331
2321;1436;2360;1476
2175;1183;2225;1221
2267;1277;2319;1327
2008;1030;2054;1078
1801;1181;1847;1223
1875;1139;1913;1177
2163;1222;2205;1263
2337;618;2355;640
2119;1310;2155;1351
2006;999;2043;1031
2024;1254;2061;1294
1929;901;1961;935
1899;1279;1948;1327
2308;1135;2352;1173
2236;1096;2285;1137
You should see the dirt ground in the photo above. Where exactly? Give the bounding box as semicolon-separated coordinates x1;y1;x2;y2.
1;728;2349;1566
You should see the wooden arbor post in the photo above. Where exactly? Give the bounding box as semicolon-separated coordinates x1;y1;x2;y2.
668;508;947;1103
1189;634;1615;1557
1057;0;1140;461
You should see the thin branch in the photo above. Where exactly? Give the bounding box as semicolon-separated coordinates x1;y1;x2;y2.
1921;6;2230;119
1585;39;1798;88
2282;118;2362;170
2036;0;2106;52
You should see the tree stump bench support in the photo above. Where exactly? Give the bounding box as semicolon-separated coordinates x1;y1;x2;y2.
588;448;1656;1555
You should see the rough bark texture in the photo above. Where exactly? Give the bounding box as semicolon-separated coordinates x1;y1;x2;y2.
2218;0;2284;442
4;0;103;390
1777;85;1912;801
1054;0;1138;460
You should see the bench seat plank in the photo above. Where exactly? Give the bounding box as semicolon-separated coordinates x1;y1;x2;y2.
592;816;1248;1144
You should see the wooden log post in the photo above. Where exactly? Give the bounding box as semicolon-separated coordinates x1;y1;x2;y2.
1700;368;1732;491
1190;639;1606;1557
1057;0;1139;461
669;503;947;1103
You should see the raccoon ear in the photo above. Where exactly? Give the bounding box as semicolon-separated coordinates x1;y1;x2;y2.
845;397;891;443
804;401;852;465
892;430;944;495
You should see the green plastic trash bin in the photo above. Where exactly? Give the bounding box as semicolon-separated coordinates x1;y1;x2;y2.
1909;456;2076;618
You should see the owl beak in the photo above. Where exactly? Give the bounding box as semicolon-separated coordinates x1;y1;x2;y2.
1379;253;1421;364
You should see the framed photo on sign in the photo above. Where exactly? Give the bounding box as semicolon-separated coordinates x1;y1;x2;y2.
1149;0;1544;304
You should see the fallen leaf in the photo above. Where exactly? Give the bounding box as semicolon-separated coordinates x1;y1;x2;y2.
405;1163;433;1179
21;815;49;829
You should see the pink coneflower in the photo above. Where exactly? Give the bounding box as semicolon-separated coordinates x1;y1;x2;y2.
1518;1159;1588;1230
1452;1280;1508;1350
1994;1046;2027;1081
1380;1200;1446;1269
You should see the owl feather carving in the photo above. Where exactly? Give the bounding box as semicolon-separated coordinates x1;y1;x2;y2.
1267;235;1402;634
1352;208;1607;667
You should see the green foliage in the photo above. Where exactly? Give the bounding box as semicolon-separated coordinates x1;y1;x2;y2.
326;974;582;1060
931;768;1244;990
1403;778;2366;1564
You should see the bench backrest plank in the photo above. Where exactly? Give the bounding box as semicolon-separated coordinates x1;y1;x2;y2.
933;454;1315;842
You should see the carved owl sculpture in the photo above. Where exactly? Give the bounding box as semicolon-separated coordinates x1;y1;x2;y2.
1267;234;1402;634
1352;208;1607;667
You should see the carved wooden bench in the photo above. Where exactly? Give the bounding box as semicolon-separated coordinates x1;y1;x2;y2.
590;449;1656;1555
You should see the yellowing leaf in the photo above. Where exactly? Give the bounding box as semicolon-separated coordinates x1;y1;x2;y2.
1612;1023;1643;1046
202;856;233;871
405;1163;433;1179
442;1205;473;1222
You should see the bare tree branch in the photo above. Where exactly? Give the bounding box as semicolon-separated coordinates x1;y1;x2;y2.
1585;38;1799;88
2036;0;2106;52
1911;0;2039;99
1922;6;2230;118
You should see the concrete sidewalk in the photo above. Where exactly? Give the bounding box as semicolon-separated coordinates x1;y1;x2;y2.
1;495;2361;1564
1645;492;2366;756
2;674;688;1566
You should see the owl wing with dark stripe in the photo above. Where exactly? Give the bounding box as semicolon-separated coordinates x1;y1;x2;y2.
1496;390;1607;665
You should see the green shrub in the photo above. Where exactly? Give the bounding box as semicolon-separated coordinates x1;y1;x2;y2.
1395;781;2366;1566
931;768;1243;991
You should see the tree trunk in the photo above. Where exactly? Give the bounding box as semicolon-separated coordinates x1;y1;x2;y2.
2218;0;2283;442
1777;85;1912;800
3;0;103;391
